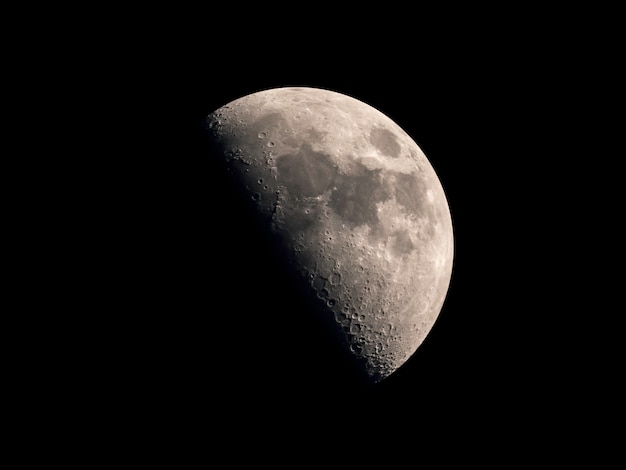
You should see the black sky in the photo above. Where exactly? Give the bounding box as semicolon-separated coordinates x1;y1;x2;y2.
138;44;542;425
67;8;618;461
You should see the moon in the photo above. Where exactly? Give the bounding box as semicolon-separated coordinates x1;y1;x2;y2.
205;86;454;383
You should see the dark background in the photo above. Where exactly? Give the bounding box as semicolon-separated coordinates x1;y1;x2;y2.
36;6;619;463
114;45;555;442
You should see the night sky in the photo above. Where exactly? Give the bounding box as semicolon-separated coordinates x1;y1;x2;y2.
66;9;613;461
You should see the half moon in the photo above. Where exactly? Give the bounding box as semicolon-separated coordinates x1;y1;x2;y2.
205;86;454;383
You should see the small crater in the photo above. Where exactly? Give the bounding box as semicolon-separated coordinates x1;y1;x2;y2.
350;323;362;334
312;276;324;288
335;311;348;323
369;126;401;158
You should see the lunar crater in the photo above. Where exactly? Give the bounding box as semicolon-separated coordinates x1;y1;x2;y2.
369;126;402;158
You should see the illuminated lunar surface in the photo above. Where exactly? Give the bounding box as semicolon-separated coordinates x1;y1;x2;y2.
205;86;454;383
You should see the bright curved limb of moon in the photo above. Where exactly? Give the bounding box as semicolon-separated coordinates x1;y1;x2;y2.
205;87;454;383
